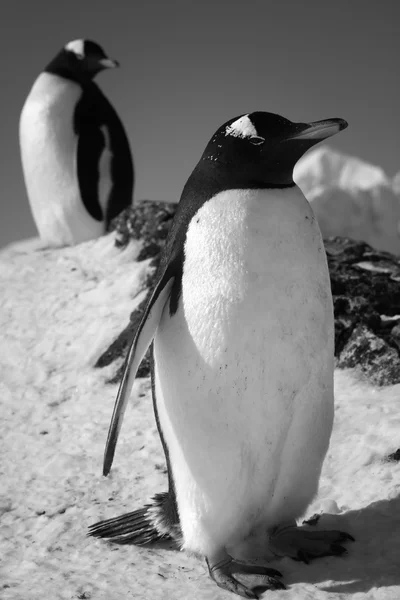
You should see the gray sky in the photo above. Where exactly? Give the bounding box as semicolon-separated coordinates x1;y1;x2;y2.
1;0;399;246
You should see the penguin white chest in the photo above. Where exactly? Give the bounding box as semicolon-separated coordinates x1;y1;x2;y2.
19;73;104;246
154;187;334;556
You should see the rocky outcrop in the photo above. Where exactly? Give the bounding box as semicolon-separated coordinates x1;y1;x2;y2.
326;237;400;385
96;201;400;386
96;201;176;380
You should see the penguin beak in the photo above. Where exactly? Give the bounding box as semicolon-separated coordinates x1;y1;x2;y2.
98;57;120;69
287;118;348;142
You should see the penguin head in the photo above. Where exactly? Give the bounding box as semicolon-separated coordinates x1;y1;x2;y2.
45;40;119;82
201;112;348;186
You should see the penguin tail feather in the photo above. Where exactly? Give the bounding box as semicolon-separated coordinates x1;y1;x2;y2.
88;492;178;546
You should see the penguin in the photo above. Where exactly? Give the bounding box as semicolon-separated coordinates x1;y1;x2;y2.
19;39;134;247
89;112;353;598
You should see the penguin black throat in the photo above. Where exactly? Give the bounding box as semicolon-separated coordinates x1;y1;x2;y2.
201;157;296;189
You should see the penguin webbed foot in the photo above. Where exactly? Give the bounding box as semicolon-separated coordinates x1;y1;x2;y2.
206;555;285;599
270;525;355;563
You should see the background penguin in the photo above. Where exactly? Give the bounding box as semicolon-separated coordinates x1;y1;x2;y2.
89;111;353;598
19;39;134;247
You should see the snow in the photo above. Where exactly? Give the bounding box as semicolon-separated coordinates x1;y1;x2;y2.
295;147;400;255
380;315;400;322
393;172;400;196
225;115;258;138
1;234;400;600
65;40;85;57
295;146;389;195
355;261;392;273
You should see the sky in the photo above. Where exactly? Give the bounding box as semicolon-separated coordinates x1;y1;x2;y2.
0;0;399;247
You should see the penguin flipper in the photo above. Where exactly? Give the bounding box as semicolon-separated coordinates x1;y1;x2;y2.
88;492;181;545
103;274;174;476
75;85;134;227
76;122;105;222
75;90;107;222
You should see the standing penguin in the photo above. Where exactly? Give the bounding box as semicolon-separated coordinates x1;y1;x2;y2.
19;39;134;247
89;112;352;598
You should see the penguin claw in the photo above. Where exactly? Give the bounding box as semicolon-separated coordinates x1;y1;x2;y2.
207;556;285;598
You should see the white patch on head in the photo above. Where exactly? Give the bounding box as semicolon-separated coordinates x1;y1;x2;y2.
225;115;258;139
65;40;85;57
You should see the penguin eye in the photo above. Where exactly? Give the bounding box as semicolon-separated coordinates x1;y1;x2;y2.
249;136;265;146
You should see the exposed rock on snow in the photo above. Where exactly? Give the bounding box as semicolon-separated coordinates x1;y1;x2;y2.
326;237;400;385
294;147;400;255
388;449;400;461
102;202;400;386
96;201;176;380
1;232;400;600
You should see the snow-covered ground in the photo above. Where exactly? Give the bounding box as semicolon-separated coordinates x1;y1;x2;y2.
295;147;400;255
1;233;400;600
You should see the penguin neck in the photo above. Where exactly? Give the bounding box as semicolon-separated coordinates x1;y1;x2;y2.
196;158;296;194
44;58;94;86
175;160;297;243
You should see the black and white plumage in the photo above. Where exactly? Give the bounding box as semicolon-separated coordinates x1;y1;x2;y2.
19;39;134;247
89;112;353;598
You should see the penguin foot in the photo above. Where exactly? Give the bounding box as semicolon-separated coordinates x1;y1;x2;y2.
269;525;354;563
207;555;285;599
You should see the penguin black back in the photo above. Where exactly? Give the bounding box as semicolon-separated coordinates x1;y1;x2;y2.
73;83;134;226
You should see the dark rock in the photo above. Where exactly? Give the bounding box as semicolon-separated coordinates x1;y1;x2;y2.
302;513;321;526
336;325;400;386
391;325;400;351
387;449;400;462
110;200;176;259
95;296;150;377
326;237;400;385
95;201;176;380
97;202;400;386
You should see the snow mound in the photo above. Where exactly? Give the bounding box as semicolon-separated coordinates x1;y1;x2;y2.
1;234;400;599
392;171;400;195
295;147;389;196
295;147;400;255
